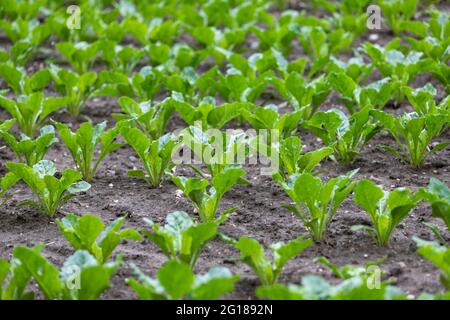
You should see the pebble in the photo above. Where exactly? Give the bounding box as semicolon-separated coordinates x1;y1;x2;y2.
109;183;114;188
369;34;379;42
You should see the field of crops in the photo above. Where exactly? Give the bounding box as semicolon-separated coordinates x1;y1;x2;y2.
0;0;449;301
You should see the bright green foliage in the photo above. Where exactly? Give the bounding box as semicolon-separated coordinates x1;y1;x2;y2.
414;12;450;92
100;40;145;74
329;72;399;112
127;260;239;300
0;172;19;206
328;56;373;83
0;63;50;95
170;98;244;129
364;43;431;103
57;213;141;264
256;257;406;300
142;211;227;268
5;160;90;217
0;253;34;300
50;65;98;117
12;245;122;300
114;96;174;140
378;0;420;35
0;15;51;66
418;179;450;242
406;84;449;116
271;72;330;119
298;26;354;60
414;238;450;290
371;110;449;167
170;166;246;222
0;92;67;137
123;127;178;187
241;105;302;138
98;67;164;102
233;236;312;286
274;170;357;241
55;121;123;182
305;107;381;163
353;179;421;246
206;101;252;129
180;126;253;182
276;135;332;178
0;119;57;165
55;41;101;74
423;179;450;230
210;68;269;103
312;0;372;36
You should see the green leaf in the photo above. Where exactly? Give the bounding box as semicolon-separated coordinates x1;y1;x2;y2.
157;260;194;300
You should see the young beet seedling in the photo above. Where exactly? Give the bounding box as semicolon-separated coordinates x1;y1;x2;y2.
371;110;449;167
274;170;357;241
12;245;122;300
170;166;246;222
55;121;124;182
270;72;330;119
100;40;146;75
414;238;450;291
231;236;312;286
256;257;406;300
276;135;333;180
378;0;419;36
0;119;57;166
353;179;421;247
329;73;399;112
180;126;252;185
5;160;90;217
364;43;430;104
122;127;179;187
57;213;142;264
417;178;450;243
305;107;381;164
241;104;303;138
421;178;450;229
96;66;163;103
127;259;239;300
0;63;51;95
50;65;98;117
142;211;228;268
114;96;174;140
0;172;19;207
0;92;67;137
55;41;101;74
405;84;449;116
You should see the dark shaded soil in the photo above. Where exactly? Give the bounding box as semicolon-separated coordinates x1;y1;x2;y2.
1;4;450;300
